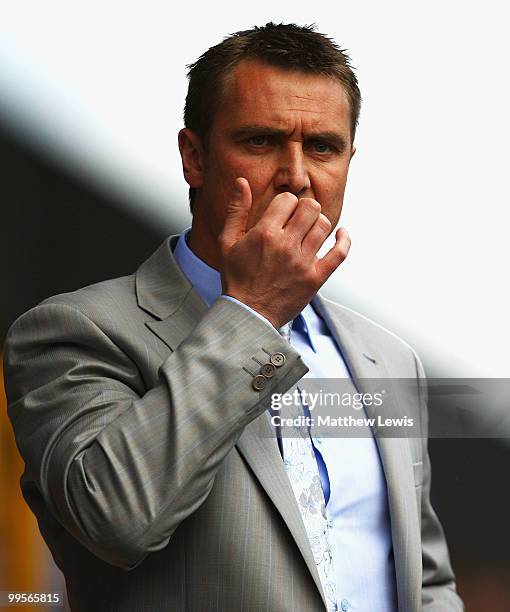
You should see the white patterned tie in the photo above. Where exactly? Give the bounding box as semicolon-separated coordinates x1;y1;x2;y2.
278;322;338;612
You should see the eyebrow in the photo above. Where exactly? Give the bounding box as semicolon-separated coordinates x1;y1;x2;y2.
229;125;348;149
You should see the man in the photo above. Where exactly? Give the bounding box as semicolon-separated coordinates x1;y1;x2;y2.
4;23;463;611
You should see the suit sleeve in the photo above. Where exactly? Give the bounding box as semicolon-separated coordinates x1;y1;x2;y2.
3;297;308;569
413;351;465;611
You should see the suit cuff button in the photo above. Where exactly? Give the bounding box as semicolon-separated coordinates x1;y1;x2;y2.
260;363;276;378
270;352;286;367
252;375;267;391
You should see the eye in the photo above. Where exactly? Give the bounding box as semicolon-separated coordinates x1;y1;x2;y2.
312;141;334;154
248;135;269;147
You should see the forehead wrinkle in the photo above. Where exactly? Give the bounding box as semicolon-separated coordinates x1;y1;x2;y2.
229;85;347;120
241;93;345;119
267;107;327;115
246;110;341;131
278;93;335;103
260;92;337;105
261;85;349;103
267;117;342;142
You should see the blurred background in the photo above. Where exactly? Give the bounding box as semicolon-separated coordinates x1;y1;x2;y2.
1;1;509;610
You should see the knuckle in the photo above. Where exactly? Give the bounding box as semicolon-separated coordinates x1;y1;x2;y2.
274;192;298;206
300;198;321;213
317;214;331;231
294;258;306;273
295;258;312;277
256;225;275;243
280;239;294;257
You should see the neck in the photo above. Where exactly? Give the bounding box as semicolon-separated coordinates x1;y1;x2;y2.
188;211;221;271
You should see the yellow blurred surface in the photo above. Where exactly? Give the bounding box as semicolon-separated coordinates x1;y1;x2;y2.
1;354;48;610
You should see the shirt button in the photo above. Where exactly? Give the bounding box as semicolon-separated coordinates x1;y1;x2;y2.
270;352;286;367
340;599;350;611
260;363;276;378
252;375;267;391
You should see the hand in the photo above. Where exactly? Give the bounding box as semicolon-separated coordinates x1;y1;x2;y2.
219;177;351;329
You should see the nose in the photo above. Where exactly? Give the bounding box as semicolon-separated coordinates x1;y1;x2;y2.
274;143;311;197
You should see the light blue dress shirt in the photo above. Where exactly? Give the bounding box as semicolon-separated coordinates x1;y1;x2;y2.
173;228;397;612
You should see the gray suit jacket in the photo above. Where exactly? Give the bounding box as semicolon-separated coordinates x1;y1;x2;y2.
4;235;463;611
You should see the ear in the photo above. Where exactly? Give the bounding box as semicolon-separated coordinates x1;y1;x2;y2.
350;145;356;160
178;128;205;189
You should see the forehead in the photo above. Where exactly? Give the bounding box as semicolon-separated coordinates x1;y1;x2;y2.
216;60;351;134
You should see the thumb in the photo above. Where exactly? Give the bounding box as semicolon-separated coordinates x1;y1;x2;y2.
220;177;252;249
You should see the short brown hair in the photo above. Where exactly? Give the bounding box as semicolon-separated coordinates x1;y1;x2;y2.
184;22;361;205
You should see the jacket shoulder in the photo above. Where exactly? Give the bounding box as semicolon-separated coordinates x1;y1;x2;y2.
5;273;140;349
318;295;425;377
40;274;136;318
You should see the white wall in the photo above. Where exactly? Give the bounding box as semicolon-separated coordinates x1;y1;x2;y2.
1;0;508;376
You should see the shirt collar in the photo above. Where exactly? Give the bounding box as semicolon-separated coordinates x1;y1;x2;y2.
173;227;319;351
173;228;222;307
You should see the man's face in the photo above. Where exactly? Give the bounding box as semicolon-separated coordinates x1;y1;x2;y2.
187;59;355;247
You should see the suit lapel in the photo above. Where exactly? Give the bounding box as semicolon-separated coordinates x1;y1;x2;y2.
135;235;208;349
313;294;421;611
145;289;208;350
236;416;329;608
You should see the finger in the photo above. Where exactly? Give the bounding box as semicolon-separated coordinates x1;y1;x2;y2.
260;192;300;229
315;227;351;281
284;198;322;241
220;177;252;249
301;213;332;257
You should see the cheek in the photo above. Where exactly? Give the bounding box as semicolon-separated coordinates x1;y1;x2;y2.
206;156;269;230
213;155;260;205
204;159;239;212
315;170;349;222
220;156;275;224
223;149;273;186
